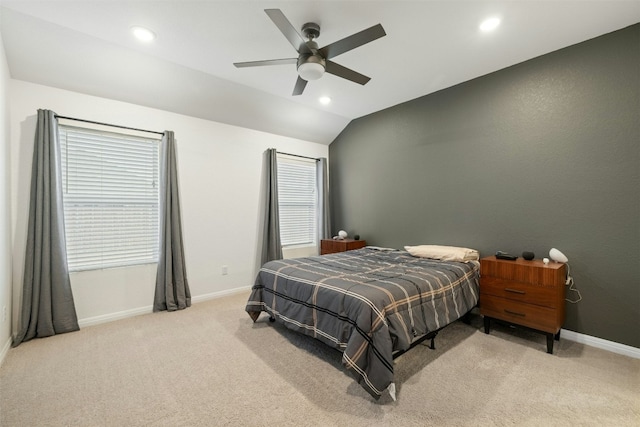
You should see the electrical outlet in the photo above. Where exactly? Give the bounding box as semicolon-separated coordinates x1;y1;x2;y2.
222;265;228;275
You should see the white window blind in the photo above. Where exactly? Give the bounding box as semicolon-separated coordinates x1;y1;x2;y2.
59;125;161;271
277;155;317;247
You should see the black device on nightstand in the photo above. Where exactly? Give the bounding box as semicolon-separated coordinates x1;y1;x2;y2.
495;251;517;260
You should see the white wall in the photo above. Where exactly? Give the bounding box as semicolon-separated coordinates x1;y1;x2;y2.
0;18;13;362
9;80;328;327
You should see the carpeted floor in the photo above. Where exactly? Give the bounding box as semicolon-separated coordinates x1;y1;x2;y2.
1;291;638;426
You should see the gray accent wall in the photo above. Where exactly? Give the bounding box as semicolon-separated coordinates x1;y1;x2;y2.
329;24;639;348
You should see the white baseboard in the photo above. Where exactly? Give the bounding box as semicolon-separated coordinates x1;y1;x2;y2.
0;335;11;368
191;286;252;304
561;328;640;359
78;305;153;328
78;286;252;328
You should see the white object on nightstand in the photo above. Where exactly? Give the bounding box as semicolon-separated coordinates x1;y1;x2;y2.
549;248;569;263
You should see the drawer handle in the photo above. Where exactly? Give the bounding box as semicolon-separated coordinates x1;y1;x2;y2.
504;309;526;317
505;288;525;295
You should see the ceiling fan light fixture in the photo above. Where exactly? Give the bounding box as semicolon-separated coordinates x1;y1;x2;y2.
298;62;325;80
297;55;326;81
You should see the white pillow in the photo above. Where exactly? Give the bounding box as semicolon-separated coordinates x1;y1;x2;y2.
404;245;479;262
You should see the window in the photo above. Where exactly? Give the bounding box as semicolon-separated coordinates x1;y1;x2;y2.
59;125;161;271
277;154;317;247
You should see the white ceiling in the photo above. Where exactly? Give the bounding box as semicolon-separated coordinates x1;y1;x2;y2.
1;1;639;144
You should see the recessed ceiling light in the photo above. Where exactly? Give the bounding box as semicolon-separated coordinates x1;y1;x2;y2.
319;96;331;105
131;26;156;42
479;17;501;33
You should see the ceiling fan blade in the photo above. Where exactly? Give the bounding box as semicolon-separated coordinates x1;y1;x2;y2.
319;24;386;60
264;9;312;55
292;76;308;96
234;58;297;68
325;61;371;85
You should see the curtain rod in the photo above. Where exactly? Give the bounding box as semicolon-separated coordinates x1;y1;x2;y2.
54;115;165;136
277;151;320;161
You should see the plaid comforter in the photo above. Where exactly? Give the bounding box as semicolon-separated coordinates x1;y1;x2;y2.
245;247;480;398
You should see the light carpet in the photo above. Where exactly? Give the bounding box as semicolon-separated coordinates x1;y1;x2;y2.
0;291;638;426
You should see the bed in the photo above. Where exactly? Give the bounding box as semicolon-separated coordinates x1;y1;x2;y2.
245;246;480;399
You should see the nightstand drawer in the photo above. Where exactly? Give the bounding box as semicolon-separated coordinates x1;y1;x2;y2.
480;276;559;308
480;295;560;333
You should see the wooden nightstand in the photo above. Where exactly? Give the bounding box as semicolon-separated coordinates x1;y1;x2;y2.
320;239;367;255
479;256;567;354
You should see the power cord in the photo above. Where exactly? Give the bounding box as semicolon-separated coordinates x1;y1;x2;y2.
564;263;582;303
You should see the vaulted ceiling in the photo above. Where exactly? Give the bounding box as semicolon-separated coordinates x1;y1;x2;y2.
1;1;638;144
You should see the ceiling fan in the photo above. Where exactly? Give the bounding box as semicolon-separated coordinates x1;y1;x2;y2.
233;9;386;96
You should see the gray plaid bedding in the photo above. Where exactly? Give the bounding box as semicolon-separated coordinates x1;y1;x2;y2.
245;247;480;399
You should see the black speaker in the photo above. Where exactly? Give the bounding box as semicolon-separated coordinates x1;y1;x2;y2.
522;251;535;260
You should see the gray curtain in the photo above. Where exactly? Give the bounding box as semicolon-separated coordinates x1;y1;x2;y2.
261;149;282;265
317;158;332;249
153;131;191;312
13;109;79;347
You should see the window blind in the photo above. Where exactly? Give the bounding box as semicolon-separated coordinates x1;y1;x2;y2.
277;155;317;247
59;125;161;271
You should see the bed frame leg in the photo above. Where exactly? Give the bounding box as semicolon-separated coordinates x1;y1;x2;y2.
427;330;438;350
269;316;276;323
462;311;472;325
